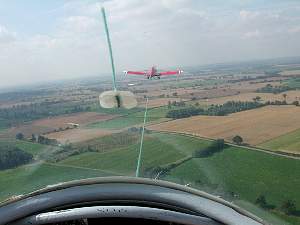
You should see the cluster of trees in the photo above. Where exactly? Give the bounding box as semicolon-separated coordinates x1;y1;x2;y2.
255;194;298;216
167;101;186;109
166;106;205;119
35;135;58;145
193;139;227;158
256;84;293;94
15;132;58;146
207;101;263;116
0;145;33;170
166;101;263;119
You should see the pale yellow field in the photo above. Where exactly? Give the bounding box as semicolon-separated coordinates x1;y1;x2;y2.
198;90;300;105
46;128;114;144
280;70;300;76
149;105;300;146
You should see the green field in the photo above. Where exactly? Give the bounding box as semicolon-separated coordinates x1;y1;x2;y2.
87;106;171;129
165;146;300;225
0;163;113;202
60;136;188;174
286;77;300;89
259;129;300;153
0;139;58;159
0;132;299;224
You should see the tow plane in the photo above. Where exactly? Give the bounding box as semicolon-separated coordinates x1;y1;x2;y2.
124;66;183;79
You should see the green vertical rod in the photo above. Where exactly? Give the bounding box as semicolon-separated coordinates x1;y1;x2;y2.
135;97;149;177
101;7;117;91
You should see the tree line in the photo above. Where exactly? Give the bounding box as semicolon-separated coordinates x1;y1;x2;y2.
255;194;298;216
0;145;33;170
166;101;263;119
0;101;92;127
256;84;293;94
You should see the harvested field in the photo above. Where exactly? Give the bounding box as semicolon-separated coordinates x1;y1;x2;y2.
148;105;300;147
229;81;282;92
280;70;300;76
0;112;117;139
140;98;184;107
198;90;300;105
32;112;117;128
46;128;114;144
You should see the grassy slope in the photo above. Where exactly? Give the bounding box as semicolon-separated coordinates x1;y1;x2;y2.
0;163;112;202
60;136;187;175
259;129;300;153
1;139;43;154
166;146;300;225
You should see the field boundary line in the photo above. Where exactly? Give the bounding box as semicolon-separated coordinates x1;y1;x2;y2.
149;130;300;160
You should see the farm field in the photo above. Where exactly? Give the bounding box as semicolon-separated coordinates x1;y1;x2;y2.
143;98;182;107
280;69;300;76
88;106;172;130
0;163;113;202
149;105;300;148
229;81;282;92
46;128;114;144
165;146;300;225
198;90;300;105
0;112;118;139
0;139;51;157
32;112;117;128
259;129;300;153
0;130;299;223
59;136;187;175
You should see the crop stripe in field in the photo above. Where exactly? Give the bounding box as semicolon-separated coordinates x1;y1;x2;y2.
45;162;122;176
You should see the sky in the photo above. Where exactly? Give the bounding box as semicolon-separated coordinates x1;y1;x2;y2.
0;0;300;87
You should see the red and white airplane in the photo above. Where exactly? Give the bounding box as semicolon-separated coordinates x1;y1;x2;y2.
124;66;183;79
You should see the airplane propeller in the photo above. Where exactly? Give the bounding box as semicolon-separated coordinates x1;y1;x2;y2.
99;7;137;109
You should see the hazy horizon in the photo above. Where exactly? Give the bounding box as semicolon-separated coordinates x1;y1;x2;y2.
1;0;300;88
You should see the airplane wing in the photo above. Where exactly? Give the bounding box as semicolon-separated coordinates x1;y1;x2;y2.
124;71;147;76
159;70;183;76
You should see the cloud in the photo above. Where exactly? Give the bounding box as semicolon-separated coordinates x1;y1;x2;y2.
243;30;261;39
1;0;300;87
0;25;16;44
239;10;260;20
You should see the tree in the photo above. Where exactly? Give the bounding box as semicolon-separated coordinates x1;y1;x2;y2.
232;135;243;145
292;100;299;106
282;93;287;102
255;195;267;208
167;101;172;109
280;200;296;215
15;132;24;140
253;96;261;103
31;134;36;142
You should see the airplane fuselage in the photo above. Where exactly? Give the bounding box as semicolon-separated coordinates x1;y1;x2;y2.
147;67;160;79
